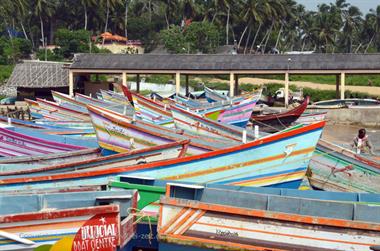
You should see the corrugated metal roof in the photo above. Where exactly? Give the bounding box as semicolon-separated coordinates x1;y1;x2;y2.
7;61;69;88
70;53;380;71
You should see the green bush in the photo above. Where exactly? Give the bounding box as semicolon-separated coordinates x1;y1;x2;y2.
0;65;14;84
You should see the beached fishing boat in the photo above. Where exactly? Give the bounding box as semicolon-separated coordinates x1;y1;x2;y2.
0;147;100;166
0;120;325;192
170;104;256;141
308;139;380;193
0;127;88;157
36;98;91;121
158;183;380;251
309;98;380;109
200;93;259;128
131;92;174;127
26;99;79;121
0;140;188;177
250;96;309;132
0;116;94;136
295;111;327;124
0;190;137;250
100;89;133;107
204;86;230;103
75;92;128;114
87;104;235;155
52;90;88;113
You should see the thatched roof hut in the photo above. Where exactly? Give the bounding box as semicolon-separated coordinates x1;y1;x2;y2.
6;60;70;100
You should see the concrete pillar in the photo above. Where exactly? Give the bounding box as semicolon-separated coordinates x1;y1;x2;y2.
229;72;235;98
340;72;345;100
185;75;189;96
136;74;140;93
175;72;181;94
69;71;74;97
285;72;289;107
122;72;127;86
335;74;340;99
234;74;239;95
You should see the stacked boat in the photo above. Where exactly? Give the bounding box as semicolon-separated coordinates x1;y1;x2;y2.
0;86;379;251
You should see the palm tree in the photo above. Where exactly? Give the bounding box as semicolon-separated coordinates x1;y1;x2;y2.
341;6;362;52
81;0;96;30
34;0;56;47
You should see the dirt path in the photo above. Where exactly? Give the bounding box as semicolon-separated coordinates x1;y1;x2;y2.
203;77;380;97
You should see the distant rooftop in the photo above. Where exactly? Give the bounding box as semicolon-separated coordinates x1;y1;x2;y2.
8;61;69;88
70;53;380;72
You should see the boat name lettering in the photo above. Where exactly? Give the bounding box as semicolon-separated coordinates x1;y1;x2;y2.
72;223;117;251
104;123;127;135
216;229;239;237
0;135;25;146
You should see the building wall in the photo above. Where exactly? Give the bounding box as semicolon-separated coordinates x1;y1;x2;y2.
96;43;144;54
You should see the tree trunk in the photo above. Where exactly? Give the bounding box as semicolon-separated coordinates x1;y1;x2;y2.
249;23;262;53
364;34;375;53
84;3;88;30
354;43;362;53
103;0;110;45
237;25;249;51
263;22;274;53
49;18;54;45
301;39;306;51
226;5;230;45
243;27;252;54
165;12;169;28
40;15;45;48
125;0;128;39
20;21;29;40
148;0;152;22
274;22;283;49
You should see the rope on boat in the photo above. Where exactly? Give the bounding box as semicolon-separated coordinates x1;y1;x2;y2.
127;207;154;245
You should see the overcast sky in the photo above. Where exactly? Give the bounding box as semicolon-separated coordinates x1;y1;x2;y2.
296;0;378;14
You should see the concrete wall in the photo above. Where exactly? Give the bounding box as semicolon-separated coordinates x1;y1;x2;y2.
308;108;380;127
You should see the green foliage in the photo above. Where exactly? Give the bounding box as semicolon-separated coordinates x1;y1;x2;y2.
54;29;92;58
160;21;220;54
0;65;14;84
0;37;31;64
160;25;187;54
36;49;64;61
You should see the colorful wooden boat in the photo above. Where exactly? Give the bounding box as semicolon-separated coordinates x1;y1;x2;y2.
251;96;309;132
0;148;100;166
111;176;380;251
100;89;133;107
52;90;88;113
131;92;174;127
309;98;380;109
200;93;259;128
0;127;88;157
75;92;128;114
0;116;94;136
10;127;98;147
0;140;188;177
204;86;229;103
295;111;327;124
36;98;91;121
26;99;79;121
0;190;137;250
87;104;235;155
308;139;380;193
170;104;256;141
0;120;325;192
158;183;380;251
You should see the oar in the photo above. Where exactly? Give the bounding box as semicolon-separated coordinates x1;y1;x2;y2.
0;230;35;245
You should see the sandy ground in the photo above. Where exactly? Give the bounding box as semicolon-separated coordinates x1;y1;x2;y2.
202;77;380;97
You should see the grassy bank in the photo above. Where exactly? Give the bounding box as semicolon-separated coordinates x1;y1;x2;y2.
0;65;14;84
